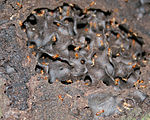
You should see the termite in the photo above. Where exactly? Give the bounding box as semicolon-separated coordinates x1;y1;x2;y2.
42;62;48;66
29;45;35;48
142;60;147;64
42;56;45;59
57;23;60;27
122;78;128;81
59;7;62;13
56;79;59;82
85;28;88;32
83;8;88;14
69;3;74;7
32;11;36;14
96;110;104;116
52;36;57;42
90;1;96;6
58;95;63;101
74;46;80;51
139;85;146;88
129;28;133;33
121;44;124;48
123;101;131;110
128;62;132;65
115;78;120;85
53;54;59;59
127;33;131;37
132;39;135;47
91;58;95;66
19;21;23;26
66;94;72;98
132;54;137;60
96;33;102;37
32;52;36;56
44;76;48;80
37;10;45;16
85;82;89;85
110;17;116;27
50;11;53;16
94;54;98;58
86;45;90;50
16;2;22;8
59;15;62;20
108;48;111;56
116;53;120;56
121;18;127;24
75;53;79;59
40;70;44;75
66;7;70;16
122;48;125;51
133;32;137;36
117;106;123;112
111;17;116;23
134;80;140;87
140;80;144;83
106;25;110;29
117;33;120;38
89;21;93;28
81;60;85;64
27;55;31;62
113;8;118;13
66;79;73;83
123;102;131;107
100;40;104;46
84;1;96;14
93;22;97;29
105;32;109;37
132;63;137;68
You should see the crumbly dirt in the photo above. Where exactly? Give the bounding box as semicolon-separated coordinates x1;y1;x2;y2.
0;0;150;120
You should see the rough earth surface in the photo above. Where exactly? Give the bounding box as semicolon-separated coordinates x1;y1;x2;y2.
0;0;150;120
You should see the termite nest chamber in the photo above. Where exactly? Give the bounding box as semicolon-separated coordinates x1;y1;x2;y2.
21;3;146;89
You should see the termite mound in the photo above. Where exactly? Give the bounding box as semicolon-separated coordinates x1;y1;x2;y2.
21;2;146;89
